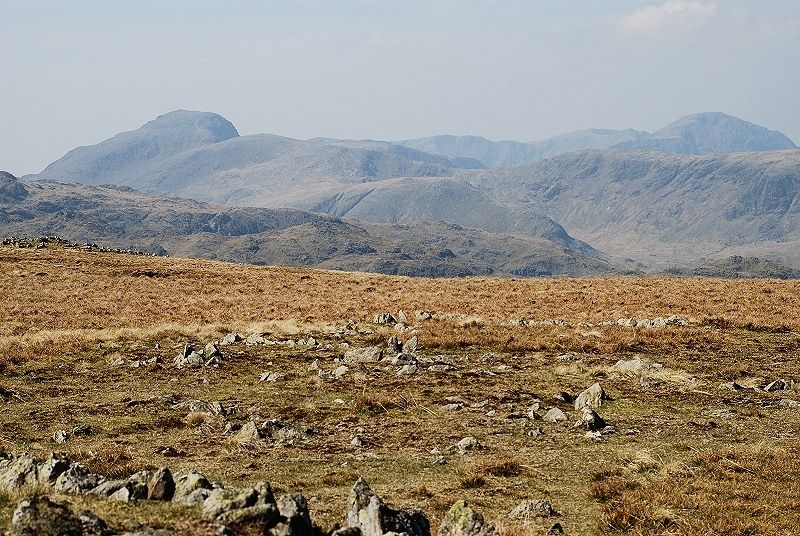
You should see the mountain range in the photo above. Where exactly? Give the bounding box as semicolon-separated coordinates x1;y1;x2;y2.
9;109;800;277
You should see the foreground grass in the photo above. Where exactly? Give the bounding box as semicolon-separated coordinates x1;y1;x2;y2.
1;246;800;534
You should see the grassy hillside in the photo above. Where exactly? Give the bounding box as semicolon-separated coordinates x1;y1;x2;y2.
2;245;800;535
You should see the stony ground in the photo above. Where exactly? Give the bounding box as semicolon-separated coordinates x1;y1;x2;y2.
2;245;800;535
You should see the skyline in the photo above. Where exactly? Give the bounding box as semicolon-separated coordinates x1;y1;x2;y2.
2;0;799;176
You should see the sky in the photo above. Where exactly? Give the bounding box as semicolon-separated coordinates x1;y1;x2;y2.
1;0;799;176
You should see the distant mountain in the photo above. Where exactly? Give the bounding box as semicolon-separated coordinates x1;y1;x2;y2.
463;148;800;267
37;110;239;184
0;173;614;277
616;112;797;155
397;113;796;168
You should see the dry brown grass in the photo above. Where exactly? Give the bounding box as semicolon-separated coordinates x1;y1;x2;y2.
2;246;800;535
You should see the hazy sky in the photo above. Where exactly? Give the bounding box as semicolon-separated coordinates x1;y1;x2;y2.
2;0;799;175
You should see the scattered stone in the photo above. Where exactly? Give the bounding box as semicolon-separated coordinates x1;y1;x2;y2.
526;403;541;419
202;482;279;525
526;427;544;438
403;336;419;354
72;425;92;437
232;421;264;443
719;381;744;392
172;470;213;504
552;392;574;404
428;364;455;372
390;353;418;366
147;467;175;501
397;364;418;376
0;453;45;493
260;371;286;383
415;310;433;321
610;357;662;375
351;436;364;448
373;313;397;325
441;404;462;412
204;342;223;366
438;500;495;536
574;407;607;431
308;359;320;371
11;496;84;536
346;477;430;536
574;383;613;410
344;347;384;363
543;408;567;423
547;522;564;535
555;353;577;362
173;344;205;369
54;463;104;493
779;398;800;408
765;379;795;392
247;333;267;345
387;336;402;353
52;430;69;444
332;365;350;379
456;436;483;454
509;499;559;520
585;431;603;441
219;332;242;345
272;493;314;536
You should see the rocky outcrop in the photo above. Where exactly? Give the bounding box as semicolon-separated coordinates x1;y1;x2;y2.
346;477;430;536
437;500;495;536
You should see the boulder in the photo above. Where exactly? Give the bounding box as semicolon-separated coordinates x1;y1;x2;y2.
39;453;71;485
543;408;567;423
574;383;613;410
172;470;213;503
437;500;495;536
456;436;483;454
397;364;418;376
346;477;430;536
0;453;41;492
575;406;607;431
147;467;175;501
387;336;402;353
509;499;559;520
232;421;264;443
202;482;279;526
270;493;314;536
373;313;397;325
219;332;242;345
344;347;384;363
402;336;419;354
765;379;795;392
53;463;104;493
11;496;83;536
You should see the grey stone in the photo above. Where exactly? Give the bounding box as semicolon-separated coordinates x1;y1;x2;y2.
387;335;402;353
373;313;397;325
509;499;559;520
397;364;418;376
147;466;175;501
39;453;71;485
575;406;607;431
574;383;613;410
53;463;104;493
219;332;242;345
172;470;213;504
274;493;314;536
11;496;83;536
203;482;278;525
456;436;483;454
437;500;495;536
402;336;419;354
90;479;128;498
52;430;69;444
232;421;264;443
346;477;430;536
543;408;567;423
765;379;794;392
260;371;286;382
345;346;383;363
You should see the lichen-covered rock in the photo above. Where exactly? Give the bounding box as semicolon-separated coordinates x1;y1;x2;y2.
346;477;430;536
344;346;384;363
11;496;83;536
269;493;314;536
202;482;278;526
573;383;613;410
0;453;41;493
147;467;175;501
574;406;607;431
53;463;104;493
172;470;213;504
543;408;567;423
509;499;559;520
437;500;495;536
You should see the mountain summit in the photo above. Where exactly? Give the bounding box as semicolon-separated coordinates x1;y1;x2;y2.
36;110;239;184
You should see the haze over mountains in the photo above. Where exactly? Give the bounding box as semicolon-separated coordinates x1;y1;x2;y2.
10;109;800;277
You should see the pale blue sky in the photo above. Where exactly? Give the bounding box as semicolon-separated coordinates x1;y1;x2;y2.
1;0;798;175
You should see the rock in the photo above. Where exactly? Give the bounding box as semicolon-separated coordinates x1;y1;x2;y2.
585;431;603;441
173;347;205;369
11;496;83;536
574;383;613;410
437;500;495;536
765;379;795;392
203;482;279;525
611;357;662;375
555;353;578;362
575;406;607;431
77;510;114;536
247;333;267;345
456;436;483;454
332;365;349;379
546;523;564;535
779;398;800;408
509;499;559;520
72;425;92;437
415;310;433;321
396;310;409;324
387;336;402;353
373;313;397;325
90;479;128;498
553;392;574;404
346;477;430;536
719;381;744;391
442;404;462;412
232;421;264;443
173;470;213;504
397;364;418;376
53;462;104;493
543;408;567;423
403;336;419;354
272;493;314;536
390;353;418;366
428;364;455;372
204;342;223;366
345;347;383;363
260;371;286;383
52;430;69;443
39;453;71;485
351;437;365;447
219;332;242;345
147;467;175;501
0;453;42;492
